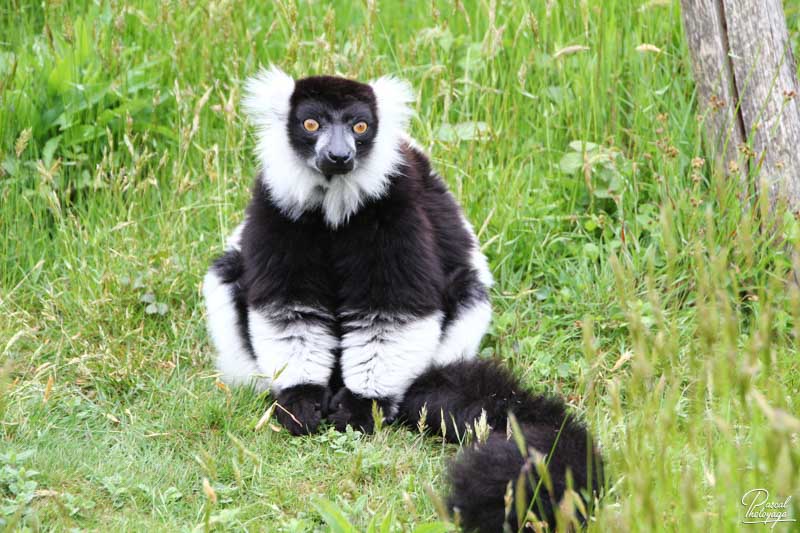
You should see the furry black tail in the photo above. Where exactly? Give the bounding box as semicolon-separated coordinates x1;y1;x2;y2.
399;359;604;532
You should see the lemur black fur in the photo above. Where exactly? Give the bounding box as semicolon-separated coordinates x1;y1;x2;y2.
400;360;604;531
202;67;604;531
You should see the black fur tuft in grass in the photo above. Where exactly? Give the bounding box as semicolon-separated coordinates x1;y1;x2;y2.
399;359;605;531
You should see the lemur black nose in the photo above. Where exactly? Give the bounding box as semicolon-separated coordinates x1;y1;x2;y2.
325;151;354;165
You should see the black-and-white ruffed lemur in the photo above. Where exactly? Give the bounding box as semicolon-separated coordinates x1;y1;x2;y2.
203;66;604;531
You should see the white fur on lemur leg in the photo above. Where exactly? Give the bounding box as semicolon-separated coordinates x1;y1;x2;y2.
435;299;492;365
339;311;443;411
435;211;494;364
203;268;268;391
460;210;494;289
225;220;246;251
248;305;338;393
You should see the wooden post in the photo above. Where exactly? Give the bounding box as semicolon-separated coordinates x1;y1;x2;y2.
680;0;800;209
680;0;745;180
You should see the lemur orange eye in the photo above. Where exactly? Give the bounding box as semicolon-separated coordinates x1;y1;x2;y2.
353;122;368;134
303;119;319;132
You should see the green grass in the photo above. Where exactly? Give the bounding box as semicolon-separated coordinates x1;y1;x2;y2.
2;0;799;531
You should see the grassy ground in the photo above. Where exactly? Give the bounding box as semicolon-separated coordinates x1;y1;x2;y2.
2;0;799;531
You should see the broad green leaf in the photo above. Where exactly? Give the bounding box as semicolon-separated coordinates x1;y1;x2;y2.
311;498;356;533
568;140;599;152
42;136;61;167
558;152;583;174
583;242;600;258
435;121;489;142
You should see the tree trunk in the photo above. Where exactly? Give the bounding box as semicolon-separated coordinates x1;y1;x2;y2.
680;0;800;209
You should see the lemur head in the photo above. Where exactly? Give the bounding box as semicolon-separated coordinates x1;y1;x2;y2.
243;67;413;227
288;76;377;177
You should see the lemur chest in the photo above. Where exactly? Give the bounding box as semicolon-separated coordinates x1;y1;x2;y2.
329;202;445;312
246;208;443;315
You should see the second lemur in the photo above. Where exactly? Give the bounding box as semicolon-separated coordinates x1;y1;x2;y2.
203;67;603;531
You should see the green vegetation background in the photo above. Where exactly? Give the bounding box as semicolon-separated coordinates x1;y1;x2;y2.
1;0;799;531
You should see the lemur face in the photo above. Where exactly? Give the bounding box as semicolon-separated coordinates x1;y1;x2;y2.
243;67;413;227
287;77;379;179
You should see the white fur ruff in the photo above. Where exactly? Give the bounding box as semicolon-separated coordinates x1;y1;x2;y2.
340;311;443;406
247;305;338;392
243;66;414;227
203;268;269;392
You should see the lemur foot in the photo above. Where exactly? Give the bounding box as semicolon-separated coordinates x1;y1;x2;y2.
327;388;392;433
275;384;327;436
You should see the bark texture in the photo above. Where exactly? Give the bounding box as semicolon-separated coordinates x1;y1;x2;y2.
681;0;800;207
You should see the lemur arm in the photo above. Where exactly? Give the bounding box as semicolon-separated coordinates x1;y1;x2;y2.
240;189;340;434
334;310;443;423
246;303;337;436
246;304;338;391
330;195;445;430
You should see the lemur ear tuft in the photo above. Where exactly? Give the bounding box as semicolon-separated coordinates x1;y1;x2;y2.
369;76;415;132
242;65;296;129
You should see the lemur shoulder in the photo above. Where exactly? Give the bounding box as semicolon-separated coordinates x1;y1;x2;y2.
202;67;604;532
